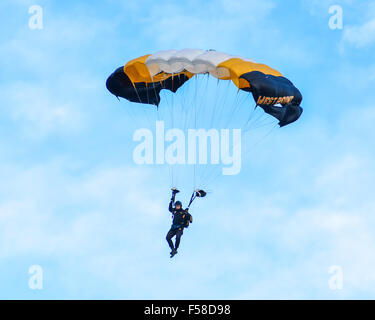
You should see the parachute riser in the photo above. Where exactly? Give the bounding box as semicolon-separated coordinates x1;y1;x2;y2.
187;192;197;209
187;189;207;209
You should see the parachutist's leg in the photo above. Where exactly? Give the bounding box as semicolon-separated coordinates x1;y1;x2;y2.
174;229;183;250
166;229;175;251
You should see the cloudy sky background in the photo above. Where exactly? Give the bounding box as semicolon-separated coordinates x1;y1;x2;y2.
1;0;375;299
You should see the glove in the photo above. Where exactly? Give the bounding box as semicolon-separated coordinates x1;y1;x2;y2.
171;187;180;194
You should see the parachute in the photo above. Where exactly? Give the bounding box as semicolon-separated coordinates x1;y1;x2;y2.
106;49;303;201
106;49;303;127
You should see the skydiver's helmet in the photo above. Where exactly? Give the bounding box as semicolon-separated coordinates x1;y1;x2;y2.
175;201;182;209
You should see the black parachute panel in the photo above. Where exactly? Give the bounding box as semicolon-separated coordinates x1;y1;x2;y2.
106;67;190;106
259;104;303;127
239;71;303;126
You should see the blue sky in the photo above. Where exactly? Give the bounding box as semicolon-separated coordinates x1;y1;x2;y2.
1;0;375;299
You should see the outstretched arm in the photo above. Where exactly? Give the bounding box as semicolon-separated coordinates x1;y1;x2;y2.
169;187;179;213
169;199;174;213
169;191;175;213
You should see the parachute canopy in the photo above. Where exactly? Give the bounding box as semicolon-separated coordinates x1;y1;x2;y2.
106;49;303;127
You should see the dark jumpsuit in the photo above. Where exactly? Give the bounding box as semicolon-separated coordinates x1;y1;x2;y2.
166;200;192;252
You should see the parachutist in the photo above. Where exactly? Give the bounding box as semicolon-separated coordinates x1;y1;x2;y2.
166;189;193;258
166;188;206;257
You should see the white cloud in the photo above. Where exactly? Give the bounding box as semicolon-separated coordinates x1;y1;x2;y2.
343;18;375;47
0;82;85;139
0;163;166;258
